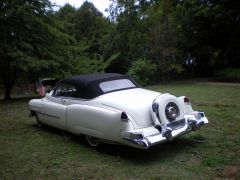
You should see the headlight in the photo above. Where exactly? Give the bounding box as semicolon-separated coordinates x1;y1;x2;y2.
165;102;179;121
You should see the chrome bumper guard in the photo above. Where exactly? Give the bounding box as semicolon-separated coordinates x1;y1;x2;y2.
122;112;208;149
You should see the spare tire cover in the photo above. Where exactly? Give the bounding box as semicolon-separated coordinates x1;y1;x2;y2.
151;93;184;125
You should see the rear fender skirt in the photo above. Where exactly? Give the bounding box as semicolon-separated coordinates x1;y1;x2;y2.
67;104;133;142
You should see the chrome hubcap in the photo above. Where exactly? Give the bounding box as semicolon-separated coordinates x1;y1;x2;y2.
165;102;179;121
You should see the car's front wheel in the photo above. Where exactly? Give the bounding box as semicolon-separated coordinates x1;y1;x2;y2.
86;136;100;147
35;114;43;128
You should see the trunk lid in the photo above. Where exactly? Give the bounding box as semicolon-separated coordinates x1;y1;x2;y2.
98;88;160;128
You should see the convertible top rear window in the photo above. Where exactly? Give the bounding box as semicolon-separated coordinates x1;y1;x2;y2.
99;79;136;93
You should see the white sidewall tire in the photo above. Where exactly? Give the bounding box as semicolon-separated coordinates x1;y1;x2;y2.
36;114;43;128
86;136;100;147
156;95;184;125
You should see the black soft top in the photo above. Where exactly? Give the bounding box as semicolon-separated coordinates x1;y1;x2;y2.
54;73;139;99
60;73;125;86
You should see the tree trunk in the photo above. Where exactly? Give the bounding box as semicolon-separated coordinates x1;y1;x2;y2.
4;84;12;100
1;60;17;101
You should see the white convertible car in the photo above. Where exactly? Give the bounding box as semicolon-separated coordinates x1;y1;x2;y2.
29;73;208;149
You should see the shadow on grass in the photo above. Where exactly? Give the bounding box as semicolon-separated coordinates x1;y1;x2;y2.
29;123;203;165
95;139;199;165
0;96;39;104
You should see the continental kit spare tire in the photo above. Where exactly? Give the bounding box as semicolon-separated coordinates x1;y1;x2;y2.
151;94;184;125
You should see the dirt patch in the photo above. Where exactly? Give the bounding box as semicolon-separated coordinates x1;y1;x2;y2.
223;165;240;179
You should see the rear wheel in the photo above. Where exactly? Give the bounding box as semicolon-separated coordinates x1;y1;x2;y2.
86;136;100;147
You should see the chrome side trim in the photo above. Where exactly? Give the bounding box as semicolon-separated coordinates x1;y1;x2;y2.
37;111;60;119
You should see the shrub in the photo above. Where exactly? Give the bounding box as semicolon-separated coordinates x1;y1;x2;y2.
127;59;157;86
214;68;240;82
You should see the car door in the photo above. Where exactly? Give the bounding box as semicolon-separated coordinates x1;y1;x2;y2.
40;82;77;130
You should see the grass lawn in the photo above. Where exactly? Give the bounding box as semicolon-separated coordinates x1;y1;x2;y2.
0;82;240;179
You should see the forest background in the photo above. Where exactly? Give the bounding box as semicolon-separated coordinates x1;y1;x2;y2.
1;0;239;100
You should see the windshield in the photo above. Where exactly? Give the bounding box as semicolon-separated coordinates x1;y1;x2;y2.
99;79;136;93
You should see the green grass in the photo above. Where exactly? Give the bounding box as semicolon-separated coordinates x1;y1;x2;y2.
1;82;240;179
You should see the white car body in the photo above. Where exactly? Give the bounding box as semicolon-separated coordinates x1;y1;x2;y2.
29;73;208;149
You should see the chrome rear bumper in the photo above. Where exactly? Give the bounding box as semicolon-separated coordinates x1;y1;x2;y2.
122;112;208;149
